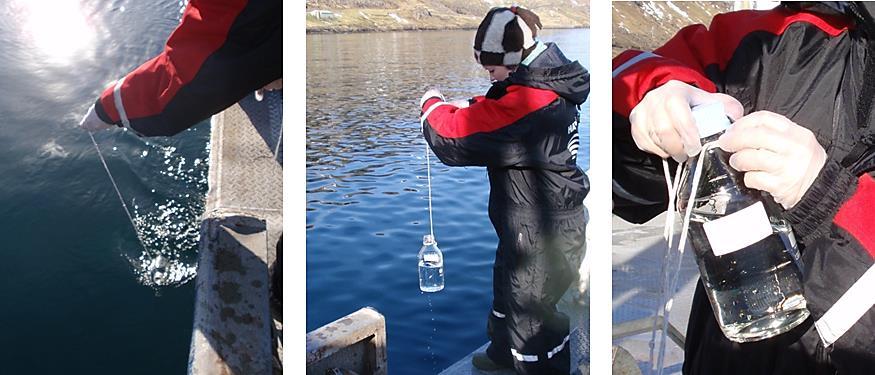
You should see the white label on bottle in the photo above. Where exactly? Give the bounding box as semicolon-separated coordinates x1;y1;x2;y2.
702;201;773;256
423;253;441;263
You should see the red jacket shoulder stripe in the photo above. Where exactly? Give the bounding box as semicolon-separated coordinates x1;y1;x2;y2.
612;56;717;117
99;0;249;123
611;8;851;117
656;9;851;73
835;174;875;259
425;86;558;139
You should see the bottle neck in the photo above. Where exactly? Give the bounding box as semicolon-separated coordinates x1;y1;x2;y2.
700;130;724;145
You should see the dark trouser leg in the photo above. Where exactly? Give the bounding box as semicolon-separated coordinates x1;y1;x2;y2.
486;230;514;366
496;209;585;375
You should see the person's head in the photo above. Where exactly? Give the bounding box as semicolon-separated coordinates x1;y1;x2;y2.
473;6;542;82
482;64;516;82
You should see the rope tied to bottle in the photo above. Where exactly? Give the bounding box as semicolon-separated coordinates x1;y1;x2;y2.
425;141;435;238
649;141;719;375
89;131;148;252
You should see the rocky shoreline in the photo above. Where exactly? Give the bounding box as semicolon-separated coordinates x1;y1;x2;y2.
306;25;586;34
306;1;588;34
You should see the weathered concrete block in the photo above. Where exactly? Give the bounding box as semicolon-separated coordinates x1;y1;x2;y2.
306;307;388;375
190;216;273;374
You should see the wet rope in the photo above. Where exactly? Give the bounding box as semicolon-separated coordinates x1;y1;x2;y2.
649;160;683;374
426;141;435;238
651;142;715;375
89;131;148;251
274;125;283;162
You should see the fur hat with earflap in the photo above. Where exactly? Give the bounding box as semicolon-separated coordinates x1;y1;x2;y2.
473;6;542;67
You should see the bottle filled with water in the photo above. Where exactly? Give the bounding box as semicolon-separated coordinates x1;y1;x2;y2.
418;234;444;293
676;103;809;343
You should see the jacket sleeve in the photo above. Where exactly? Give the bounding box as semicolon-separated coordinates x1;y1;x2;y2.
612;7;851;223
94;0;282;137
612;22;725;223
420;86;558;167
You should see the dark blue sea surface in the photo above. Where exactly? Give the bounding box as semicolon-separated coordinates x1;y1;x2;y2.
307;29;589;374
0;1;208;372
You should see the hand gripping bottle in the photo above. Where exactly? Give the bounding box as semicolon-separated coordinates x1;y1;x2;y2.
676;103;809;342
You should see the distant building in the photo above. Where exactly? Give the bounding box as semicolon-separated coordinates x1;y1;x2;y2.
734;1;780;10
308;10;340;21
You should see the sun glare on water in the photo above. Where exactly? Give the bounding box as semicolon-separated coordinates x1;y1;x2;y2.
18;1;96;64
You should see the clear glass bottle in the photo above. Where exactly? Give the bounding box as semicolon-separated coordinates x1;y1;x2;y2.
677;103;809;343
418;234;444;292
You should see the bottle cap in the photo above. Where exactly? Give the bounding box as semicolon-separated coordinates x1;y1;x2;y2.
423;234;435;245
691;102;731;139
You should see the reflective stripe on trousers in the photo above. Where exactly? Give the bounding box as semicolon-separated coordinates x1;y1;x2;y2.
509;334;570;363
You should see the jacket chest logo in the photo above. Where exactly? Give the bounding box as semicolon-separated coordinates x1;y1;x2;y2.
567;115;580;161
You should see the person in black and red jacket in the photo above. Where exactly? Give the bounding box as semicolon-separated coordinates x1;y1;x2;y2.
613;2;875;374
78;0;281;136
420;6;589;374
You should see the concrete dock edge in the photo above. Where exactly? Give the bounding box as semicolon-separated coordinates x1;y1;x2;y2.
189;91;283;374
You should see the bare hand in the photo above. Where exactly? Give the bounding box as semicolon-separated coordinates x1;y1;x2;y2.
718;111;827;209
630;80;744;161
79;104;114;132
255;79;283;101
419;88;445;109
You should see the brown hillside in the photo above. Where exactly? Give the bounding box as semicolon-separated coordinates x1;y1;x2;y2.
612;1;733;57
306;0;589;33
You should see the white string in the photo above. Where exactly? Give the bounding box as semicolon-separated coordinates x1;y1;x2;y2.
652;142;717;375
89;131;148;251
274;124;283;162
425;141;434;237
649;160;683;374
